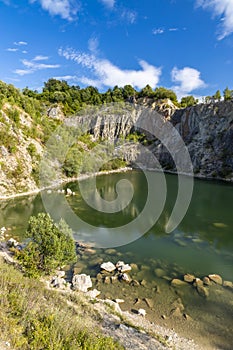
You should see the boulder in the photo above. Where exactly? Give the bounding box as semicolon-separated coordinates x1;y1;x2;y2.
208;274;222;285
154;268;166;277
51;277;66;289
223;281;233;289
116;261;125;269
130;279;140;287
72;274;92;292
104;299;122;314
7;238;18;247
197;285;209;298
118;264;132;273
100;261;116;273
86;289;101;298
114;298;125;304
171;279;187;287
193;278;203;287
56;270;65;278
119;273;131;283
203;276;211;285
184;274;195;283
138;308;146;316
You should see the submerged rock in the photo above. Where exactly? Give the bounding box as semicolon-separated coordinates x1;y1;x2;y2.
171;279;187;287
197;285;209;298
223;281;233;289
154;268;166;278
72;274;92;292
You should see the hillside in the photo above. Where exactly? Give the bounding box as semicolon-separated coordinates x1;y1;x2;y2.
0;79;233;197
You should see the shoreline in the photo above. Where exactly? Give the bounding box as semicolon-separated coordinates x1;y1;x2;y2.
0;166;232;201
0;167;132;200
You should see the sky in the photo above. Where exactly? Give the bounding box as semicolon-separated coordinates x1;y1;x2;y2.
1;0;233;99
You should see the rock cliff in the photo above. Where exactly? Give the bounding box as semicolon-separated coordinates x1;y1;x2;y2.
67;99;233;181
0;99;232;197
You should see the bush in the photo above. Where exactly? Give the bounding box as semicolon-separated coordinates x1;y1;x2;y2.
17;213;76;276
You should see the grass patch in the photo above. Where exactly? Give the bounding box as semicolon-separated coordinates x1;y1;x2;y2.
0;258;124;349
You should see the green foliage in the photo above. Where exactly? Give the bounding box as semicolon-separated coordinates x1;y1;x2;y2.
180;95;198;108
154;87;178;102
17;213;76;276
213;89;221;102
6;107;20;125
0;259;124;350
27;143;38;158
223;87;233;101
100;158;126;171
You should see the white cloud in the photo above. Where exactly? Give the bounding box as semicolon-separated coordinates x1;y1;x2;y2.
171;66;206;99
33;55;49;61
14;41;27;46
196;0;233;39
152;28;164;35
99;0;115;9
14;57;60;76
30;0;79;21
121;9;137;24
59;48;161;89
22;50;28;54
88;37;99;54
6;48;18;52
169;28;179;31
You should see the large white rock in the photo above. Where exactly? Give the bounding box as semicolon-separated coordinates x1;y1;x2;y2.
72;274;92;292
100;261;116;273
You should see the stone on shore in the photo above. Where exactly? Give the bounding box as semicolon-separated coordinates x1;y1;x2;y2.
137;308;146;316
100;261;116;273
72;274;92;292
86;289;101;298
119;273;131;283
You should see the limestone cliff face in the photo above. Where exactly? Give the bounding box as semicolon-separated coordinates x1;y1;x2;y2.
0;99;232;197
69;100;233;181
168;101;233;180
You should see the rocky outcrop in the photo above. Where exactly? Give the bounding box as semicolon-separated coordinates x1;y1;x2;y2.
0;98;232;198
69;100;233;181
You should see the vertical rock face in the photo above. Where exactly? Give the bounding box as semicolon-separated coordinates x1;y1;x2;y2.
168;101;233;180
70;100;233;181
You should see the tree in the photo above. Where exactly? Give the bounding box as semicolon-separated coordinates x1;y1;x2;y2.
154;87;178;103
139;84;155;98
17;213;76;276
213;90;221;102
223;87;232;101
181;95;198;108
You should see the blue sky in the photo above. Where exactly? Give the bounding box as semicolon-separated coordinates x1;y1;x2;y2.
1;0;233;99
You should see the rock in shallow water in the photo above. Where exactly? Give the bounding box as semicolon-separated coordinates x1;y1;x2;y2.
208;274;223;285
100;261;116;273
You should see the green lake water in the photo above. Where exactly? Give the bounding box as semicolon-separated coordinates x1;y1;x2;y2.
1;170;233;348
